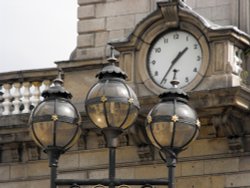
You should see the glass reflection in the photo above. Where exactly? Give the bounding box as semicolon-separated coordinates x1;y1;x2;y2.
56;122;79;147
105;102;129;127
151;122;173;147
87;103;107;128
32;121;54;147
173;123;197;148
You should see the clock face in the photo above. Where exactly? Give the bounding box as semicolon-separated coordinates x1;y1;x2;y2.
147;30;203;89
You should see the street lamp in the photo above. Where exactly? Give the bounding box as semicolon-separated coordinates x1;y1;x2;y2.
145;69;200;188
29;48;200;188
29;71;81;188
85;48;140;188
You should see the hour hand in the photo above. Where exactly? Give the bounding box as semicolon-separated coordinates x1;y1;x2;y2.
172;47;188;65
160;47;188;85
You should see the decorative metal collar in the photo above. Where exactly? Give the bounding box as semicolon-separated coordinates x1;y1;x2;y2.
42;69;72;99
96;46;128;80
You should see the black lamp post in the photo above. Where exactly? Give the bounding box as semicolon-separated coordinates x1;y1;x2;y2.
29;71;81;188
145;69;200;188
29;48;200;188
85;48;140;188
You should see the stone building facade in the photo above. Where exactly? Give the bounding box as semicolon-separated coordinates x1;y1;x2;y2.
73;0;250;61
0;0;250;188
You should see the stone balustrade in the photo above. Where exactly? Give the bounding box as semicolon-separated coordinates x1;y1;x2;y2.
0;68;58;116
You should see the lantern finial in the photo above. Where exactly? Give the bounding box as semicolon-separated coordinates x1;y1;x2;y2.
53;69;64;86
159;69;188;102
170;69;180;88
96;46;128;79
42;69;72;99
107;46;117;64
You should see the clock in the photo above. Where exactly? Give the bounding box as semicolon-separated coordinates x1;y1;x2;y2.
147;30;203;89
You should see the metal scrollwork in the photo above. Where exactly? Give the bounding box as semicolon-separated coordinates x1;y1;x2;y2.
70;183;80;188
141;184;154;188
92;184;106;188
119;185;131;188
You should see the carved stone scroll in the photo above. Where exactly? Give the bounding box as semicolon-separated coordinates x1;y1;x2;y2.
212;108;246;153
158;1;179;27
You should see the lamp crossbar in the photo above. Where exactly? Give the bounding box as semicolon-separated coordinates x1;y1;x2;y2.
55;178;169;186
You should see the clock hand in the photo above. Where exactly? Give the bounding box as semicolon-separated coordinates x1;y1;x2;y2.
160;47;188;85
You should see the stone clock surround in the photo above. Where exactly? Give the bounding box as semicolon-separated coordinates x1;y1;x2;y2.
111;1;250;96
136;21;209;94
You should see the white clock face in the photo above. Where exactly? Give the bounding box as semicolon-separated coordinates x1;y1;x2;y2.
147;30;203;89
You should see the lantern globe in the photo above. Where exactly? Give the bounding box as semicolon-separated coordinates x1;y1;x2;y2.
85;64;139;131
29;75;81;153
145;71;200;155
146;100;199;154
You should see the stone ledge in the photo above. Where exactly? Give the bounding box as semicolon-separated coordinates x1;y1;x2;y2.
0;114;29;130
78;0;105;6
0;68;57;85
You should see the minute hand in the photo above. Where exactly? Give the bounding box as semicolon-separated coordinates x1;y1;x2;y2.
160;47;188;84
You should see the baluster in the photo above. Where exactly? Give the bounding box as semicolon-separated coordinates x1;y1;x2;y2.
12;82;22;114
31;82;41;107
22;82;31;113
2;83;12;115
0;87;3;115
43;80;51;91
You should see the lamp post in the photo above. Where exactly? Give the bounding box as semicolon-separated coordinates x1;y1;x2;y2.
29;48;200;188
29;71;81;188
85;48;140;188
145;69;200;188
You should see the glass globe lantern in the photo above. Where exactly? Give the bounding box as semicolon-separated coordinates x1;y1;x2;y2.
29;74;81;155
85;49;140;146
145;71;200;158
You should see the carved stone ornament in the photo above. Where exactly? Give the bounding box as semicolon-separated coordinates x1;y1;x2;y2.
158;1;179;27
189;87;250;153
211;108;246;153
211;109;244;138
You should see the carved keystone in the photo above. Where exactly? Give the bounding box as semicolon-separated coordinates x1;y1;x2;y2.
158;0;179;27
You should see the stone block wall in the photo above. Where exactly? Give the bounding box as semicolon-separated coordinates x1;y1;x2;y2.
73;0;250;61
74;0;153;60
1;138;250;187
188;0;233;26
187;0;250;32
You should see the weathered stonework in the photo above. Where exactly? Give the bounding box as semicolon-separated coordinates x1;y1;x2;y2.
0;0;249;188
73;0;250;63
